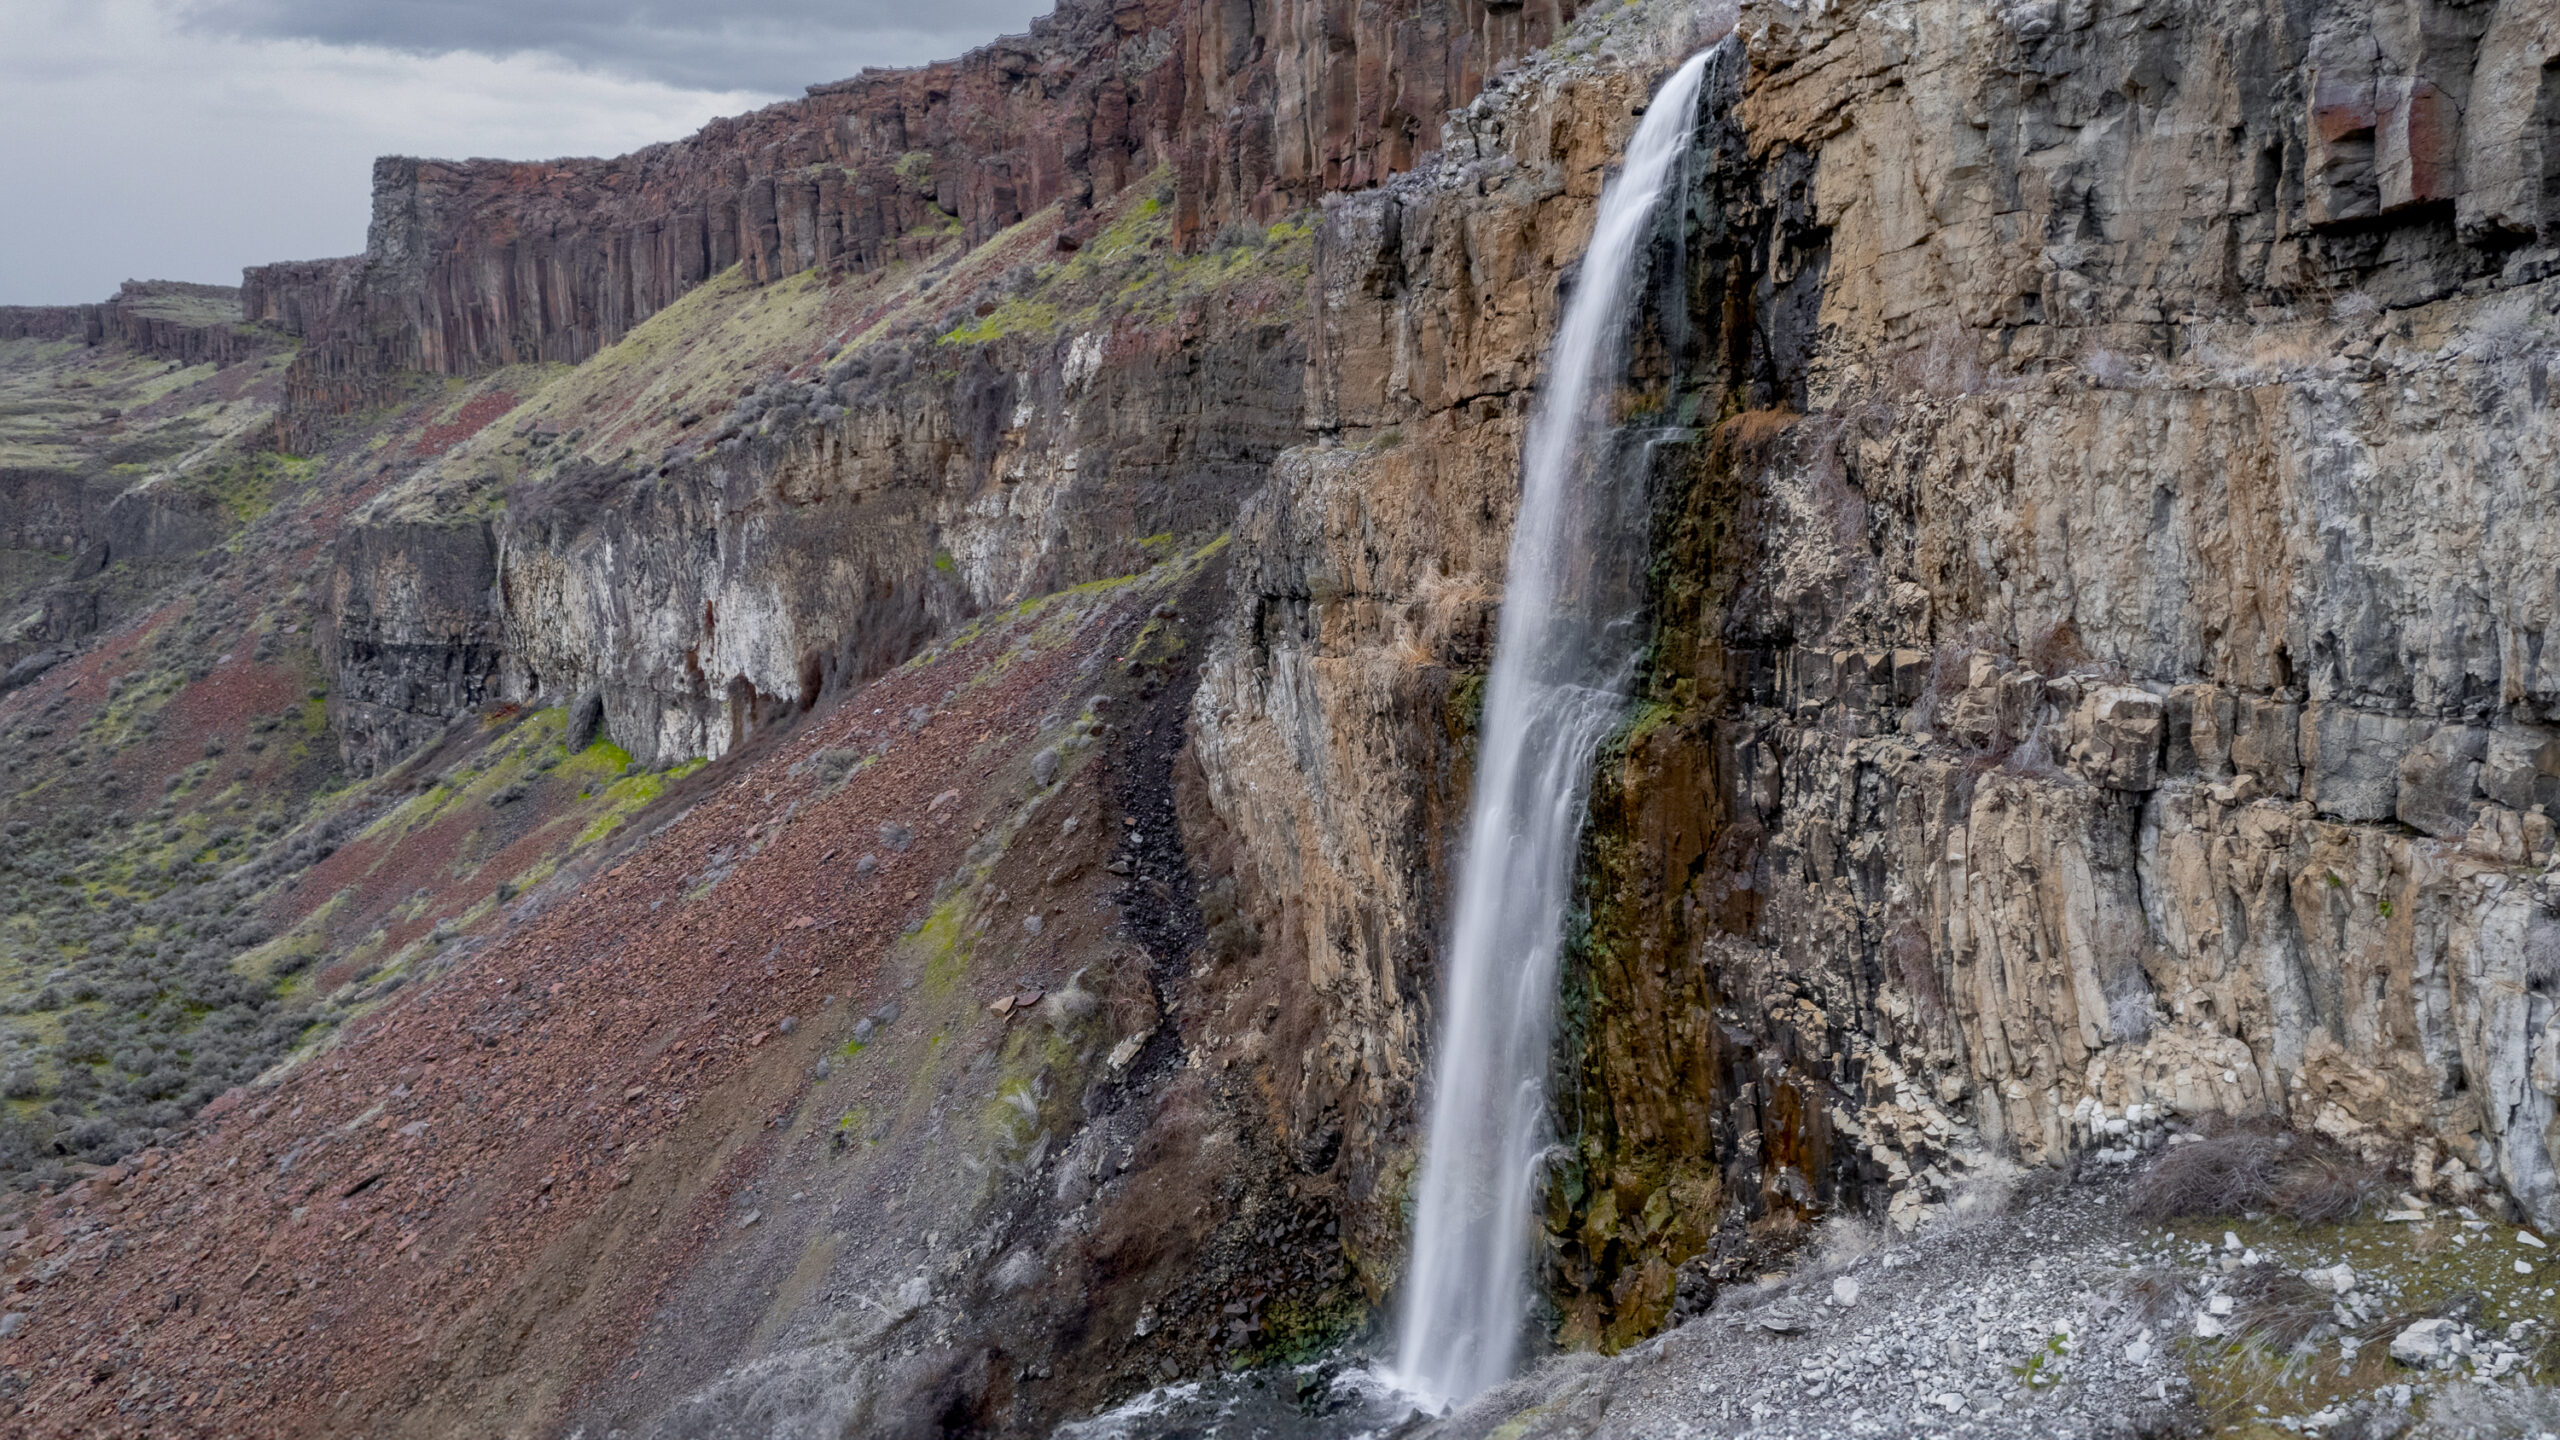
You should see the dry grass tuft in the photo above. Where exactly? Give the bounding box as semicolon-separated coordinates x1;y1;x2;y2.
2130;1126;2388;1226
2270;1147;2390;1225
2226;1266;2334;1352
2130;1132;2284;1221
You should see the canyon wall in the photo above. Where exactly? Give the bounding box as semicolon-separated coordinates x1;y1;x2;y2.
1192;0;2560;1349
0;281;272;369
491;317;1304;768
292;0;2560;1375
299;0;1632;775
262;0;1597;411
14;0;2560;1429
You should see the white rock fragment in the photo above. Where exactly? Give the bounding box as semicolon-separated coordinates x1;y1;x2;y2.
2391;1319;2460;1367
1831;1277;1860;1308
2521;1230;2548;1249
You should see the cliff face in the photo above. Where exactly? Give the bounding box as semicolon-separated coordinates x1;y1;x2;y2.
299;0;2560;1375
0;282;273;369
315;164;1312;774
1192;0;2560;1351
295;0;1617;776
259;0;1593;414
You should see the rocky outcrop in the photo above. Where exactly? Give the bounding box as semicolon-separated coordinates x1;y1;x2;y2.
322;520;507;776
0;282;272;368
492;312;1302;765
239;257;360;338
0;308;88;344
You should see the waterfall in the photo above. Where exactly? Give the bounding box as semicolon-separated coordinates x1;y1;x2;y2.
1392;47;1714;1409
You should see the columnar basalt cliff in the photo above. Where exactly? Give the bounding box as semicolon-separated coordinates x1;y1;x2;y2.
0;281;273;369
265;0;1595;406
1197;0;2560;1358
294;0;1621;775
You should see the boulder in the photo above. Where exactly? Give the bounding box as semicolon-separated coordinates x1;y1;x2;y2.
2389;1318;2462;1367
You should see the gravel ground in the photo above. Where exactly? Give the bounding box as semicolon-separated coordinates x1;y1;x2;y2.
1429;1176;2199;1440
1057;1175;2201;1440
1061;1167;2560;1440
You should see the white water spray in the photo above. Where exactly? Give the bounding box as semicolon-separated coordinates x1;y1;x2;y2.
1393;48;1715;1409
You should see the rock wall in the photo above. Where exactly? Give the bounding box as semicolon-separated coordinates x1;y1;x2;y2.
1194;0;2560;1353
0;309;88;344
1684;0;2560;1235
1191;0;1734;1290
256;0;1604;446
321;521;508;776
239;258;361;339
484;318;1302;768
0;282;271;369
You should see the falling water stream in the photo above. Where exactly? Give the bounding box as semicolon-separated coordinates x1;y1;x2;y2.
1392;48;1716;1409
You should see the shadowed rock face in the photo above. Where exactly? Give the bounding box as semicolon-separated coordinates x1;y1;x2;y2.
321;520;508;777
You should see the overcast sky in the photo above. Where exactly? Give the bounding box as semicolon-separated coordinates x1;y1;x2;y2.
1;0;1047;305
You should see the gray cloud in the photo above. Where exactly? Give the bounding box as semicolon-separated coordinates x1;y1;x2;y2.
180;0;1050;94
1;1;780;303
2;0;1047;304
